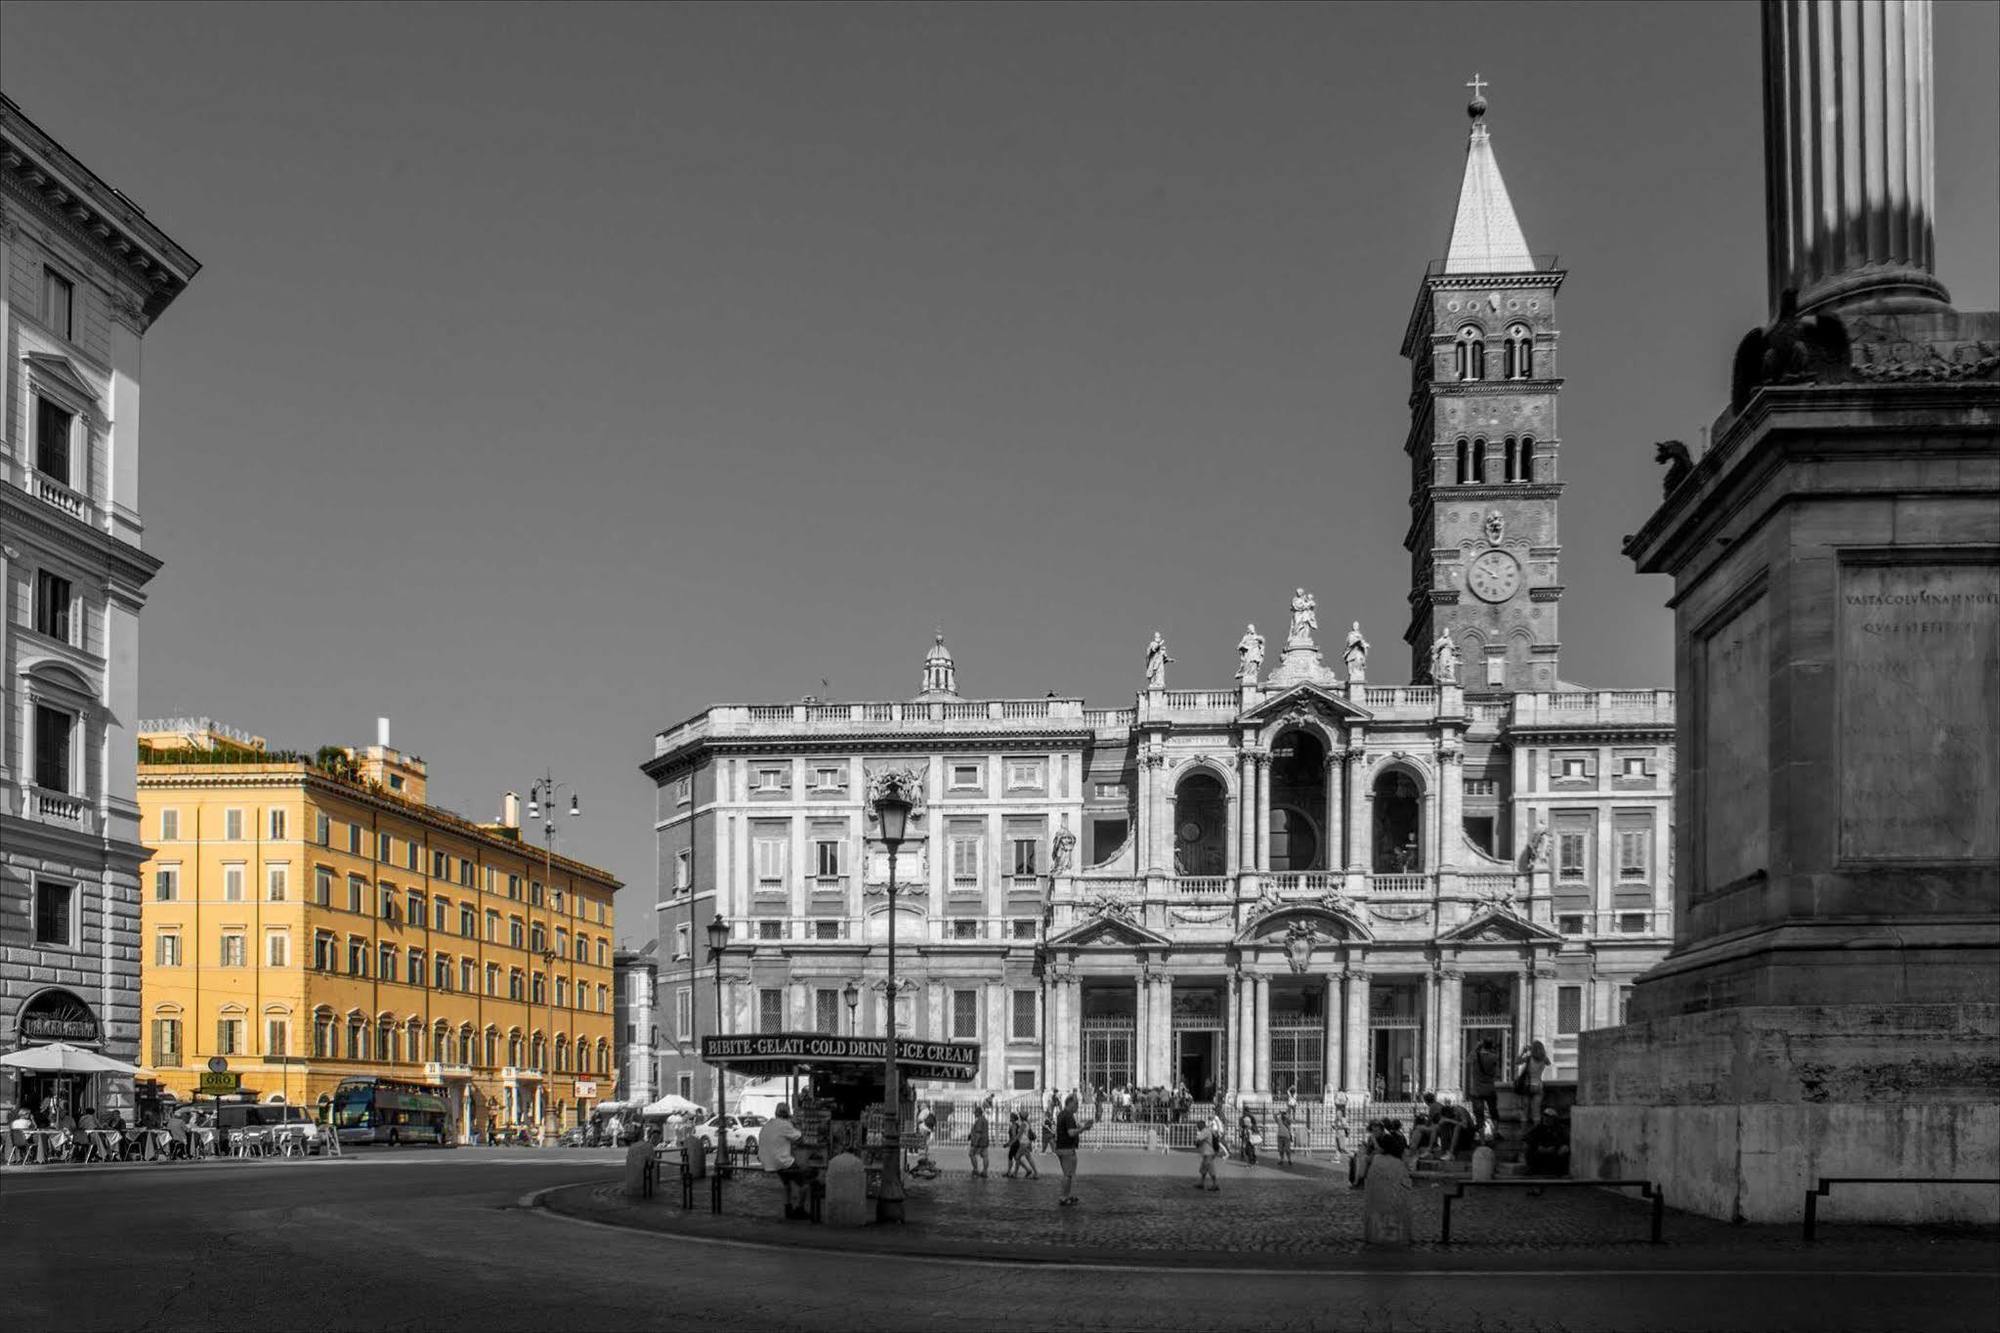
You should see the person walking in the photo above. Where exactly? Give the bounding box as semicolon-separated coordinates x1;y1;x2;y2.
1274;1108;1294;1167
1196;1112;1224;1191
1237;1105;1261;1166
1468;1039;1501;1135
1361;1127;1416;1246
1514;1039;1552;1124
1014;1112;1040;1179
967;1104;991;1179
1054;1091;1093;1206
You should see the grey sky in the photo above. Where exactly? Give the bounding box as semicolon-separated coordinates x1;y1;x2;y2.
4;1;1995;943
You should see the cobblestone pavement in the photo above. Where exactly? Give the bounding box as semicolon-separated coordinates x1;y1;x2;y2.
543;1147;2000;1272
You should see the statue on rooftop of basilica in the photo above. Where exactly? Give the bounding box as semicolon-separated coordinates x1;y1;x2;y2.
1236;624;1265;682
1429;632;1460;685
1144;632;1173;689
1343;621;1371;682
1288;589;1318;648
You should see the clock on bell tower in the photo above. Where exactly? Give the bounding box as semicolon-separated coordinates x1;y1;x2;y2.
1400;86;1565;694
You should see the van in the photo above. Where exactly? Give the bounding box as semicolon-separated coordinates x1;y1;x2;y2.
214;1102;321;1153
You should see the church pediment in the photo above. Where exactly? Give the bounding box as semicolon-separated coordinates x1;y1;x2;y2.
1438;906;1563;945
1234;899;1373;947
1049;911;1171;950
1241;684;1371;728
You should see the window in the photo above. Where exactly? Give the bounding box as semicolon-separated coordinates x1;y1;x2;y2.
313;866;332;907
347;875;365;913
673;924;690;961
951;989;978;1040
757;920;783;941
379;884;396;920
1505;323;1533;379
434;895;448;930
348;824;363;855
1519;437;1537;482
531;973;546;1005
509;917;523;948
33;880;74;946
154;865;180;902
1011;1069;1037;1091
950;836;980;889
153;1017;182;1068
379;943;396;978
1560;757;1589;780
1004;758;1045;791
436;954;452;990
1011;918;1037;941
1011;989;1038;1041
269;809;287;840
1092;782;1122;800
1455;326;1485;381
161;809;180;841
674;775;692;806
43;267;75;339
407;889;424;923
460;905;477;937
1618;829;1649;879
814;989;840;1034
1621;756;1651;778
1616;985;1634;1025
530;923;547;954
950;919;979;940
266;931;290;967
1470;436;1488;483
222;864;245;902
216;1017;244;1056
596;939;607;966
758;988;783;1033
348;937;367;975
485;910;499;942
1485;652;1505;687
673;849;692;893
814;839;843;885
1463;779;1498;798
755;767;786;793
1558;913;1586;935
510;875;523;901
220;933;246;968
462;958;476;992
1556;985;1583;1036
1619;912;1649;934
406;841;418;871
509;970;524;1000
812;766;845;792
950;763;982;790
408;949;425;986
377;832;392;863
1011;838;1038;883
314;932;336;971
1557;833;1588;880
753;837;787;890
32;705;73;793
266;864;288;902
459;858;474;887
814;920;841;941
156;932;181;967
555;977;570;1009
675;988;693;1042
32;570;73;643
222;809;243;840
34;396;73;482
486;963;500;996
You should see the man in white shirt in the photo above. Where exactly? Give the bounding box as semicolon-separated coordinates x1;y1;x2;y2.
757;1103;808;1219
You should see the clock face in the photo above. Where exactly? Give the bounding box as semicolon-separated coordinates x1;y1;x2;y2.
1467;550;1522;603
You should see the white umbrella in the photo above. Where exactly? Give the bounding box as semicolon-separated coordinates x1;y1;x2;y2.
0;1042;137;1075
641;1093;705;1118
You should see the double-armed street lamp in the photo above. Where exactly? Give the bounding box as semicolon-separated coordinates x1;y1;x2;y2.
706;912;731;1170
870;776;914;1224
528;776;580;1142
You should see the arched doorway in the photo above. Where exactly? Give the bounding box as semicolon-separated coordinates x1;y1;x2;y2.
1269;730;1328;871
1372;770;1423;872
1173;771;1228;876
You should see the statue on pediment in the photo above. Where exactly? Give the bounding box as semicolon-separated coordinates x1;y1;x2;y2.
1288;589;1319;649
1145;632;1173;689
1236;624;1266;682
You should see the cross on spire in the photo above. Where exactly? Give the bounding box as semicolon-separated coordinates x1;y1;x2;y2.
1466;72;1489;100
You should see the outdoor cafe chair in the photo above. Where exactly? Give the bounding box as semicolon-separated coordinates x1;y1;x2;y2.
3;1125;31;1165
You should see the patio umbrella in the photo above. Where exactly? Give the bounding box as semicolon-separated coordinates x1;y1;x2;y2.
0;1042;138;1075
641;1093;705;1118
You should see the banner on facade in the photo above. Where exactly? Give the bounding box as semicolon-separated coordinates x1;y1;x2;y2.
700;1032;981;1081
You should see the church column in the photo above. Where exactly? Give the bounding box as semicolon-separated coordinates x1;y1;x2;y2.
1531;964;1559;1060
1324;752;1343;874
1438;746;1462;872
1147;753;1170;878
1234;972;1255;1094
1224;794;1240;876
1345;742;1369;873
1342;969;1371;1094
1051;978;1072;1093
1236;751;1255;877
1253;973;1271;1094
1153;972;1174;1092
1422;967;1442;1092
1133;973;1150;1087
1437;969;1465;1099
1253;754;1271;872
1322;970;1342;1096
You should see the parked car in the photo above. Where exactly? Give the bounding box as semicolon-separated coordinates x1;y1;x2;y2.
693;1114;764;1154
214;1102;325;1154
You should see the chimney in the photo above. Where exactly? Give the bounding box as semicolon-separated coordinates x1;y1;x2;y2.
377;716;392;749
502;791;520;830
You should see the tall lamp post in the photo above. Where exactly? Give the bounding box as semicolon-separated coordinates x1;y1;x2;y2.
870;777;914;1224
528;776;580;1144
705;913;731;1171
843;979;860;1036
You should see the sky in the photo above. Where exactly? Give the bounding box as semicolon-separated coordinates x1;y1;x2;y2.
4;1;1995;946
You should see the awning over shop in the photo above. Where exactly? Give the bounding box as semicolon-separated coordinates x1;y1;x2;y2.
700;1033;981;1082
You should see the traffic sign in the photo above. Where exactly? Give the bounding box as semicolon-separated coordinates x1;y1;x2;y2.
207;1056;230;1074
197;1072;241;1096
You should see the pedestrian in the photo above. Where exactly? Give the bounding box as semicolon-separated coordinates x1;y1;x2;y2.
968;1104;990;1178
1238;1105;1261;1166
1003;1112;1021;1177
1349;1118;1384;1188
1015;1112;1041;1178
1361;1128;1415;1246
1042;1095;1058;1156
756;1102;809;1219
1196;1112;1224;1191
1468;1038;1501;1134
1055;1091;1093;1206
1514;1039;1552;1124
1523;1108;1571;1180
1275;1108;1294;1167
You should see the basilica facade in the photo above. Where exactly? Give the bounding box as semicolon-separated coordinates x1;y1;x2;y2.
644;101;1674;1110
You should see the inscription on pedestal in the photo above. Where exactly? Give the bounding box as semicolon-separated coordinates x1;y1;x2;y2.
1700;592;1769;890
1838;560;2000;861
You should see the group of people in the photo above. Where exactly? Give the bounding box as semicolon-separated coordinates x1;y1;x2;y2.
4;1099;218;1164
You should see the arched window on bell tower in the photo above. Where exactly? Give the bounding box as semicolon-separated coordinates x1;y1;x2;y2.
1505;324;1533;378
1470;436;1488;483
1503;436;1518;482
1455;326;1485;381
1455;437;1471;484
1519;436;1536;483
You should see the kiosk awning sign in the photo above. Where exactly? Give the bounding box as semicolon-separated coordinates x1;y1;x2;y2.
700;1033;981;1081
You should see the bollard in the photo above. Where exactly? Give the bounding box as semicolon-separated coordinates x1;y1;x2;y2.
822;1152;869;1228
623;1141;654;1199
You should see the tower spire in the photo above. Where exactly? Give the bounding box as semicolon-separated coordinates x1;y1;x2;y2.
1444;77;1535;274
915;629;960;701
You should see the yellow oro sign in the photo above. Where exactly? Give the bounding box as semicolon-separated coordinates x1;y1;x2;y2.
196;1072;241;1096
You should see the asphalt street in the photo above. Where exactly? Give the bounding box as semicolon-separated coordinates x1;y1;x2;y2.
4;1150;1994;1332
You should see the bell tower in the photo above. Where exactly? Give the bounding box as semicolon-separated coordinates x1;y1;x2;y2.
1401;81;1566;694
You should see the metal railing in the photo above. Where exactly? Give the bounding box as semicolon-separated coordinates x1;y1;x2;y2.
1802;1176;2000;1240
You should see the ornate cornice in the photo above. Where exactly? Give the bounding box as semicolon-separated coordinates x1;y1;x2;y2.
0;487;163;587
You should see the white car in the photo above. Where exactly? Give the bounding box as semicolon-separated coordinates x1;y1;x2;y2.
693;1114;764;1155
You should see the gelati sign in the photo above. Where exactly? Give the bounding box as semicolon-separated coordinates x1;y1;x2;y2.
19;989;100;1044
701;1032;981;1081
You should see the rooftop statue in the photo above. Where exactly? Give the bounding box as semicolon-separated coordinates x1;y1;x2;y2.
1236;624;1266;682
1343;621;1370;683
1288;589;1318;648
1144;632;1174;689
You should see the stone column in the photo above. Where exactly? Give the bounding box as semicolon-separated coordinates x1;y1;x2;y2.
1763;0;1949;315
1051;980;1071;1093
1422;968;1442;1092
1253;754;1271;872
1345;745;1370;872
1133;975;1150;1087
1532;964;1559;1057
1438;747;1463;872
1437;970;1465;1099
1224;794;1240;876
1235;973;1256;1094
1133;751;1151;877
1342;970;1371;1093
1253;973;1271;1094
1324;754;1342;875
1154;972;1174;1091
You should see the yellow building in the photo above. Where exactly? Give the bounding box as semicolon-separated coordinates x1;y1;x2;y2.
135;719;619;1140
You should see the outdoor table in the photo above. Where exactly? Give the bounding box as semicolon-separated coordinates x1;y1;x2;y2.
86;1129;120;1162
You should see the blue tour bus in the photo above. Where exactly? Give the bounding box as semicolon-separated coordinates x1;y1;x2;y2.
330;1075;451;1146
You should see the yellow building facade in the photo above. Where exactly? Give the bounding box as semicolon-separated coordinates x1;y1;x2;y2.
135;722;619;1140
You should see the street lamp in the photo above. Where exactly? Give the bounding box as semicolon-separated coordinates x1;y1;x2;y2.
705;912;731;1171
871;777;913;1224
529;774;581;1144
842;979;860;1036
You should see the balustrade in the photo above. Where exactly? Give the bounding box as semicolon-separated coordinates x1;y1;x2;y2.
1364;873;1432;896
1171;876;1231;897
1264;872;1341;898
31;789;87;825
35;476;86;519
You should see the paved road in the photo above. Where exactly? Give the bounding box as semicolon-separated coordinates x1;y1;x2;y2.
5;1151;1994;1332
